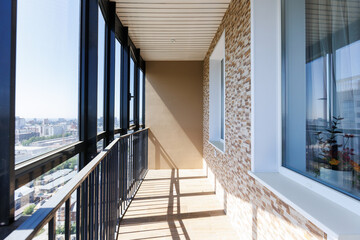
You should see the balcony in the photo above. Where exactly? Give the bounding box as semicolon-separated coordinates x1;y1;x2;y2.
2;0;360;240
118;169;237;240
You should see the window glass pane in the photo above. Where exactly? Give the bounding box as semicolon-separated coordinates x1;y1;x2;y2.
283;0;360;199
115;40;121;130
139;70;144;126
15;155;79;219
129;58;135;125
97;140;103;153
97;7;105;133
15;0;80;164
220;59;225;140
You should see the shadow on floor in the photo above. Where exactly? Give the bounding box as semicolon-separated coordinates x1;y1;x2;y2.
118;169;236;240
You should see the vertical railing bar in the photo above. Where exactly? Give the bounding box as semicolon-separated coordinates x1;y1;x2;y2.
106;153;110;239
122;138;126;215
104;156;108;239
112;145;116;237
94;166;99;240
116;141;120;219
89;171;94;240
81;182;85;240
104;153;107;240
76;185;82;240
107;153;111;239
132;134;135;198
65;198;70;240
128;135;131;201
100;161;104;239
119;139;122;216
48;217;56;240
84;177;89;240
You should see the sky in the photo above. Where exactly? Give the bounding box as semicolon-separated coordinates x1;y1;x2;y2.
98;7;105;123
16;0;81;119
16;1;125;121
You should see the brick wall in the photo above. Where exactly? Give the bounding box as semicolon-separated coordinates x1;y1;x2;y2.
202;0;327;239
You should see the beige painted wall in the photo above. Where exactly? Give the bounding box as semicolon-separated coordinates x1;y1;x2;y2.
145;61;203;169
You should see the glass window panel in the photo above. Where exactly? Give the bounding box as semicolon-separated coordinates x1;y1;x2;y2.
15;0;80;164
115;40;121;130
15;155;79;219
97;140;103;153
129;58;135;125
220;58;225;140
283;0;360;199
97;7;105;133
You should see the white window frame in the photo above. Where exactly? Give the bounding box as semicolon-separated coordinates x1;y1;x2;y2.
249;0;360;239
209;31;226;152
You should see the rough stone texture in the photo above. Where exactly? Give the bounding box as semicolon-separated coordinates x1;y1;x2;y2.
202;0;327;239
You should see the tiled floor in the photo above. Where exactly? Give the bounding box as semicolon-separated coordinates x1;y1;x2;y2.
117;169;238;240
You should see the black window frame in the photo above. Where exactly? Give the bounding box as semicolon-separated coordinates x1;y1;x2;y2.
0;0;146;226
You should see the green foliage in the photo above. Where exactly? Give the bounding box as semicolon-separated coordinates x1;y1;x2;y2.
54;157;78;171
71;223;76;234
56;223;76;235
23;204;35;215
56;225;65;235
21;133;72;146
315;116;355;170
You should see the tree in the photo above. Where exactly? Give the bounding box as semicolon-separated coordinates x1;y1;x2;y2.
56;225;65;235
23;204;35;215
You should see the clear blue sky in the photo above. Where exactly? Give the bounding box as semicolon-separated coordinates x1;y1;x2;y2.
98;7;105;121
16;1;122;121
16;0;81;119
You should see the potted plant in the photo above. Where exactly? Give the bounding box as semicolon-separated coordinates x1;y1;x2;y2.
314;116;360;189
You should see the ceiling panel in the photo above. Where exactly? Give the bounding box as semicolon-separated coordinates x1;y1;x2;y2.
111;0;231;61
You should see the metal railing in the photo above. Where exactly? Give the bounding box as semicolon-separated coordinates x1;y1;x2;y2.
6;128;148;240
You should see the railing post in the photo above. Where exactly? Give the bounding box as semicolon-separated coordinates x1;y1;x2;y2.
76;185;82;240
65;199;70;240
48;217;56;240
0;0;17;226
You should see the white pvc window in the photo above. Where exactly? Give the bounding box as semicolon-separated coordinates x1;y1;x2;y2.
209;32;225;152
283;0;360;200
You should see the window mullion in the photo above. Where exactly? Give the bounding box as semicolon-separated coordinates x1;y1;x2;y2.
0;0;16;225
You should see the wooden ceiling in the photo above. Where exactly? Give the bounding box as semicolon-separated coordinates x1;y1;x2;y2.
111;0;231;61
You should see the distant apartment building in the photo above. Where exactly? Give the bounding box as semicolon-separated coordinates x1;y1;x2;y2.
14;186;34;211
38;171;76;194
15;130;40;143
15;117;25;129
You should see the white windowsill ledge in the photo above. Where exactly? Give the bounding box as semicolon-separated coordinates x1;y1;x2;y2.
248;171;360;240
208;140;225;153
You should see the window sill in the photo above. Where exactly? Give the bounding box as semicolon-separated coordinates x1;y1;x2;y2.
208;140;225;153
248;171;360;240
